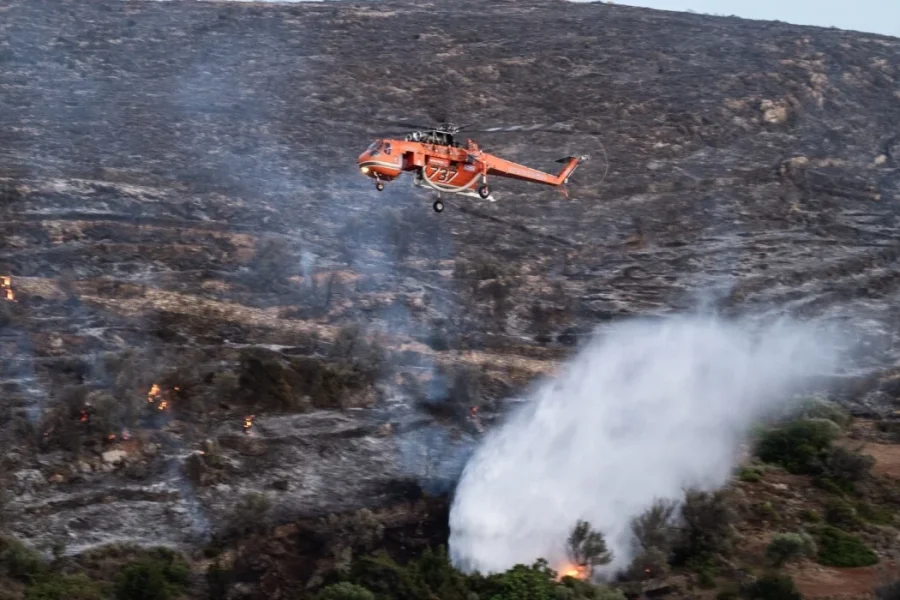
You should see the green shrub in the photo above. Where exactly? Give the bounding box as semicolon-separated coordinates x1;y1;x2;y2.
25;574;104;600
743;572;802;600
755;418;840;475
765;533;816;566
824;446;875;486
738;468;762;483
790;398;851;429
113;549;189;600
813;476;850;496
624;548;669;581
856;501;897;526
824;498;861;530
629;499;678;556
673;489;736;562
814;526;878;567
800;508;821;523
0;536;47;584
317;582;375;600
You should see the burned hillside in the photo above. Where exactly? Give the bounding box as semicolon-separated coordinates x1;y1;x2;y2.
0;0;900;598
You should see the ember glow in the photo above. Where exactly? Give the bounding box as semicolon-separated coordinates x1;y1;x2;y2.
147;384;161;403
243;415;254;433
558;564;588;580
2;276;14;301
147;384;172;411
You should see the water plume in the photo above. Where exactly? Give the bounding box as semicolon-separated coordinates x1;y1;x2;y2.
448;314;842;577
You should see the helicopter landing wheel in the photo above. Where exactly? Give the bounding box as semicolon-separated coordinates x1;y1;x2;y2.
478;184;491;199
376;181;384;191
433;199;444;213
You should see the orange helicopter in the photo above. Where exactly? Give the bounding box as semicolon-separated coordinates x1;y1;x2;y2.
358;121;590;213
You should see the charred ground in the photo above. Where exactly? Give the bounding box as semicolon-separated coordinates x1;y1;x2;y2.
1;0;900;598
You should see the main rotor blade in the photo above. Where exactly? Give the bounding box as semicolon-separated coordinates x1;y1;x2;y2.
461;124;603;135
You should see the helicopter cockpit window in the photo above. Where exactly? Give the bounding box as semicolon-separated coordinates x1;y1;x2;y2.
384;143;392;155
367;140;383;157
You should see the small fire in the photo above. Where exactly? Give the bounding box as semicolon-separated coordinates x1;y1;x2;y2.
147;383;161;403
79;410;89;423
147;384;172;411
106;433;117;442
1;276;14;302
243;415;254;433
557;564;589;581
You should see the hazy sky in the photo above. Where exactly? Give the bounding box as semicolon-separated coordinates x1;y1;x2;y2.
577;0;900;38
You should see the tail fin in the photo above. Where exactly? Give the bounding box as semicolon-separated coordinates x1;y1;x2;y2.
555;154;589;185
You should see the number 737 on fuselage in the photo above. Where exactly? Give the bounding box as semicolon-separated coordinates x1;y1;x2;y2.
357;121;589;213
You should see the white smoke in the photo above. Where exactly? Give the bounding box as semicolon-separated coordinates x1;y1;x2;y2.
448;314;842;577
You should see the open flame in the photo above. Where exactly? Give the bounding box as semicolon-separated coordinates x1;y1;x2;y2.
79;409;89;423
243;415;254;434
147;384;172;411
147;384;161;403
556;564;589;581
2;276;14;302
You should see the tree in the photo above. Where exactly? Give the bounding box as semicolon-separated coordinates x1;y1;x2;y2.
630;499;678;554
566;520;612;576
673;488;736;564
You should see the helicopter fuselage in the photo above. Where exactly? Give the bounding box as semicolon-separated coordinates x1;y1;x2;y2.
357;132;586;201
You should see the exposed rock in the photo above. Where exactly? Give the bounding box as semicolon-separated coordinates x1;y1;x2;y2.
101;450;127;465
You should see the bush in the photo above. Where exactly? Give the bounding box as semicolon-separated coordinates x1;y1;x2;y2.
824;498;861;530
25;574;104;600
824;446;875;486
814;526;878;567
765;533;816;567
790;398;851;429
320;509;385;573
755;418;841;475
223;492;272;538
674;489;736;561
738;468;762;483
630;499;678;555
800;508;822;523
0;536;47;583
317;582;375;600
624;548;669;581
114;549;189;600
856;501;897;526
743;572;802;600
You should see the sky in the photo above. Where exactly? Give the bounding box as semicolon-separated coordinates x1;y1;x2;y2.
575;0;900;38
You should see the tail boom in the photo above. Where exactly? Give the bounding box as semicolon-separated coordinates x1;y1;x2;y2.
483;154;589;187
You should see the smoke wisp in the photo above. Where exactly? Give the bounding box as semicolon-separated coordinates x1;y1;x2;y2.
448;314;842;577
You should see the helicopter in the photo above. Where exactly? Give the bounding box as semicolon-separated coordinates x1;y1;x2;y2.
357;120;591;213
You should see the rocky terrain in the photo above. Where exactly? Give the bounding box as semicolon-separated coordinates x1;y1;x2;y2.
1;0;900;598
